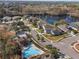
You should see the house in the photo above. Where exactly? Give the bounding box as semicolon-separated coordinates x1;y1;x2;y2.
65;16;78;23
68;22;79;32
2;16;12;22
16;31;27;38
16;31;31;45
37;20;46;29
29;16;38;23
57;25;69;32
44;25;53;34
44;25;63;36
12;16;21;21
51;29;63;36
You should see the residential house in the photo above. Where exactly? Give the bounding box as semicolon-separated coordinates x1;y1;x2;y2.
16;31;31;47
57;25;69;32
51;29;63;36
68;22;79;32
44;25;53;34
12;16;21;21
65;16;79;23
2;16;12;23
44;25;63;36
37;20;46;30
29;16;38;23
2;16;12;21
16;31;27;38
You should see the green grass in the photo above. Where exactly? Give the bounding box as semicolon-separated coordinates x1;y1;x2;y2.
31;24;36;28
37;29;44;33
44;34;66;42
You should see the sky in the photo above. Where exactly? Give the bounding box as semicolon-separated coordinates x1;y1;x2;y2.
26;0;79;1
1;0;79;1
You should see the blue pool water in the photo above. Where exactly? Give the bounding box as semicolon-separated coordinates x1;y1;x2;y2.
22;44;43;58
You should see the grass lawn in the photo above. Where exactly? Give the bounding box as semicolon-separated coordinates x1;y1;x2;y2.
31;24;36;28
44;34;66;42
37;29;44;33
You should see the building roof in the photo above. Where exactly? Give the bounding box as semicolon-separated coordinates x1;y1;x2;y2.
45;25;55;30
16;31;27;38
37;20;46;27
2;16;11;20
51;29;63;35
12;16;21;20
69;22;79;30
57;25;68;32
45;25;63;35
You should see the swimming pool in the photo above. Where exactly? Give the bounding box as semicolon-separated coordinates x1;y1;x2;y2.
22;44;44;58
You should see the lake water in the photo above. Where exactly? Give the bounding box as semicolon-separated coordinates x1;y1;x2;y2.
29;14;79;24
40;16;79;24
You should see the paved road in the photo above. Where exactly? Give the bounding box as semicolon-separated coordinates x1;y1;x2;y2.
31;29;79;59
52;35;79;59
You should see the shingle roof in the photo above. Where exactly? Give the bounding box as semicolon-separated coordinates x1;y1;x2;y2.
57;25;68;32
12;16;21;20
69;22;79;30
45;24;55;30
2;16;11;20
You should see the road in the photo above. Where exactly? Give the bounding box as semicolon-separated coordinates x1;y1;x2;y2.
52;35;79;59
31;29;79;59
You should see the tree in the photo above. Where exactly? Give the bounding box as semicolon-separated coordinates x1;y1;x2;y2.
36;34;40;40
46;45;59;59
17;21;24;26
50;48;59;59
0;26;15;59
21;26;30;32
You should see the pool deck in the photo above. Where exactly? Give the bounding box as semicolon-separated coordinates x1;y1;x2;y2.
32;44;44;53
22;44;45;59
